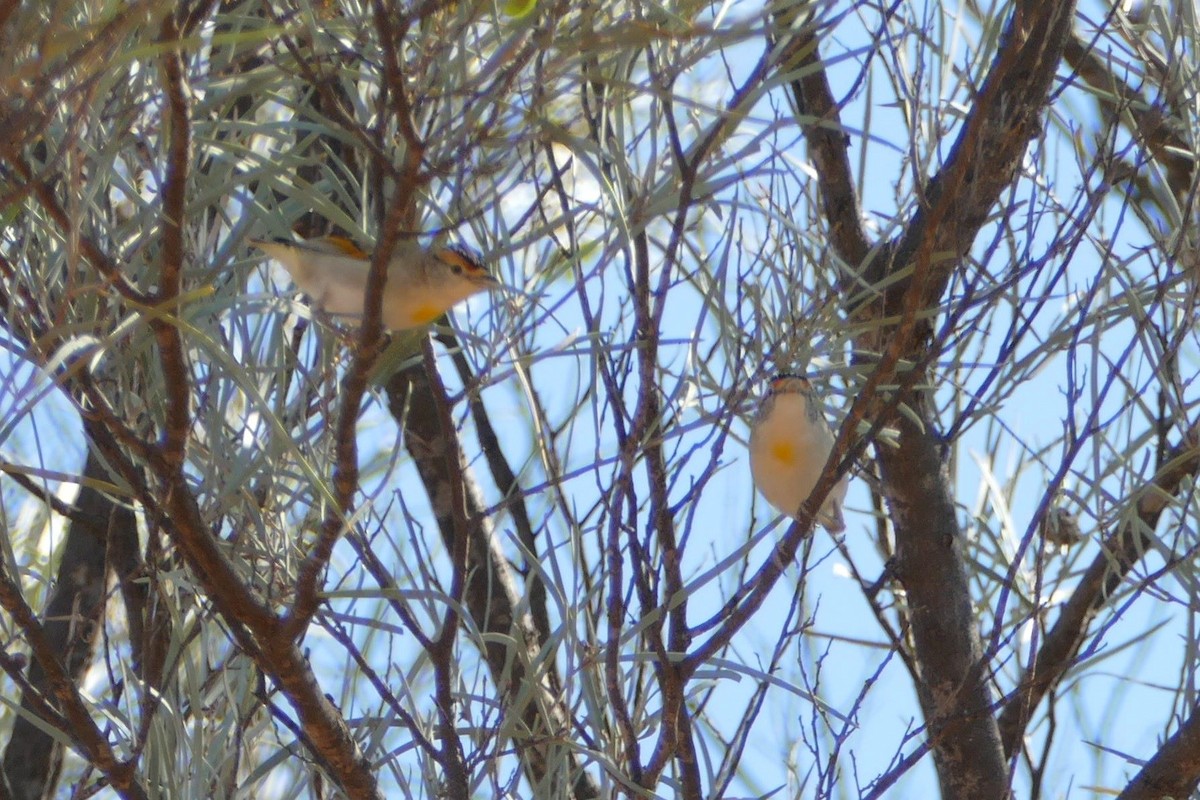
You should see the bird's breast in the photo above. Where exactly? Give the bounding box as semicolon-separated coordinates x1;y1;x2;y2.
768;439;798;465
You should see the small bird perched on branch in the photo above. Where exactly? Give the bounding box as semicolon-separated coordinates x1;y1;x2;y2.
250;236;501;331
749;372;849;533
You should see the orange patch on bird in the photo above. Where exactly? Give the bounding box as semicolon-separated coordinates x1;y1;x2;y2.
412;304;442;324
435;247;486;275
770;440;797;465
325;236;369;258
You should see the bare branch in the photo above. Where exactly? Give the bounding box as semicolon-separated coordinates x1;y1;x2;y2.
999;422;1200;756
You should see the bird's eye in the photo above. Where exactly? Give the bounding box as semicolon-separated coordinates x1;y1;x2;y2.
451;263;463;275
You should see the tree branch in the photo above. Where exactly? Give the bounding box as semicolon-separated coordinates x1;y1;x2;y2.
387;360;599;799
1063;31;1195;200
1116;697;1200;800
777;2;1077;798
999;421;1200;756
1;444;136;800
773;11;872;279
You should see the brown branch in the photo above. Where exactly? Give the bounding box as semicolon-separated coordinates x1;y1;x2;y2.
154;13;193;472
0;529;146;800
386;361;598;799
12;157;149;306
287;0;425;640
82;399;385;798
887;2;1077;307
682;260;940;670
629;66;687;781
631;223;696;789
869;2;1075;795
1063;32;1195;201
873;382;1007;799
773;3;1076;799
417;339;473;798
1116;698;1200;800
602;467;642;787
998;422;1200;756
99;434;384;800
0;464;99;529
774;14;872;278
443;335;553;645
590;29;787;788
1;445;136;800
55;260;380;799
575;34;644;789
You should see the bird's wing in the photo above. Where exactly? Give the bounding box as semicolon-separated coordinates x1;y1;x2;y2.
298;255;373;317
255;241;374;317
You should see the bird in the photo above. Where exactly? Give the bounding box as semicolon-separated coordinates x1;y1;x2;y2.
249;236;502;331
749;372;848;533
1040;506;1083;550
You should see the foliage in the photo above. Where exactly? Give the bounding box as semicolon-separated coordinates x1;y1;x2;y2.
0;0;1198;798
